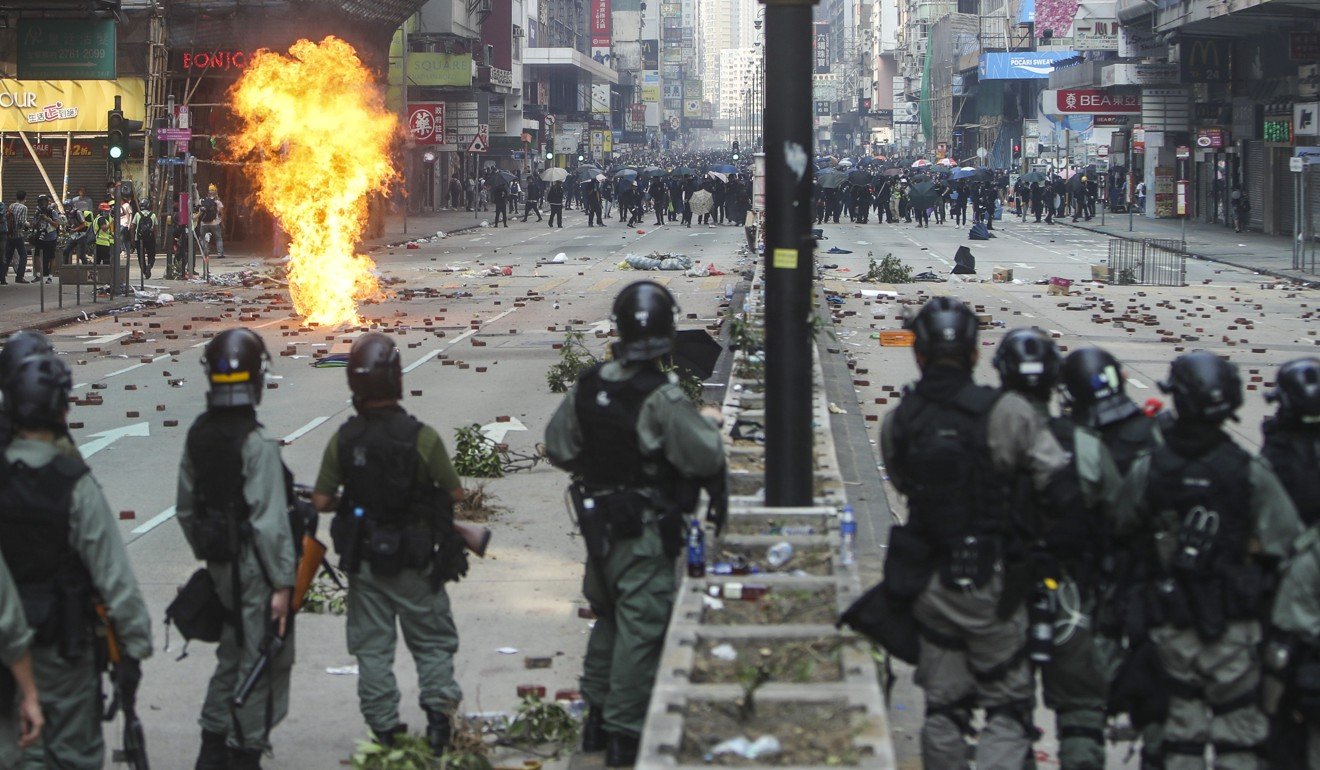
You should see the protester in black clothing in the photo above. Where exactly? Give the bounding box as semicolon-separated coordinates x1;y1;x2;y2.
547;181;564;228
523;178;544;222
649;179;668;226
585;181;605;226
492;184;510;227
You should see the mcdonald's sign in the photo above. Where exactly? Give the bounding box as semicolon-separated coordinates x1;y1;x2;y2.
1180;37;1231;84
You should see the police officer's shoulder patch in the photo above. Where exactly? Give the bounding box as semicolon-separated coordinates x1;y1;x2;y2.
660;383;688;404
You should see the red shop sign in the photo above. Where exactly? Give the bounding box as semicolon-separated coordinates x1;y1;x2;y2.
1054;89;1141;114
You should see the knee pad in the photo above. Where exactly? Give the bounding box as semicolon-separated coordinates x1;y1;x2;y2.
984;697;1042;742
926;695;977;738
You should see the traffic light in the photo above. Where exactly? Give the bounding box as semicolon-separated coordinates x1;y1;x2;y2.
732;140;739;161
107;107;143;163
577;142;585;162
545;139;554;160
1013;142;1021;156
107;108;126;161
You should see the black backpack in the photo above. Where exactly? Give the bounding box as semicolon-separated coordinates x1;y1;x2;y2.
200;198;219;222
137;213;155;239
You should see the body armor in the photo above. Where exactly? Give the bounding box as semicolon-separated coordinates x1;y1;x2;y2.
1261;418;1320;526
185;408;259;562
573;364;669;490
1098;410;1160;476
0;455;93;656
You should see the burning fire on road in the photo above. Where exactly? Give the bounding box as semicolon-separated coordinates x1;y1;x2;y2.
229;36;397;327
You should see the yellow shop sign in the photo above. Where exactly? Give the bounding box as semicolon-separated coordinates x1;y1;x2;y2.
0;78;146;132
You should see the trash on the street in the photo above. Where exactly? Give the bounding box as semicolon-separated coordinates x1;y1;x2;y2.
325;665;359;676
622;253;693;271
1048;277;1074;296
992;266;1013;283
497;647;519;655
709;735;783;760
709;643;738;661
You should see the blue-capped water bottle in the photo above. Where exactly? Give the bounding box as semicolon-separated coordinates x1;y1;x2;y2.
839;505;857;566
686;519;706;578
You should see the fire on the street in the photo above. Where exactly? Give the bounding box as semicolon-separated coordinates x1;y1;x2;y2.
229;36;397;327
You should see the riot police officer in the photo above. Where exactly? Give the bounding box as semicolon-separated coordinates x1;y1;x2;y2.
0;352;152;768
880;298;1070;769
1058;346;1167;768
311;332;466;754
0;330;54;447
1261;357;1320;526
994;329;1121;770
177;329;296;770
545;281;725;767
1116;351;1302;770
0;553;41;766
1266;521;1320;769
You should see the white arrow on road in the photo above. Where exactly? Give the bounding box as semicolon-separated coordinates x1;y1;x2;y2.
480;417;527;444
80;422;150;459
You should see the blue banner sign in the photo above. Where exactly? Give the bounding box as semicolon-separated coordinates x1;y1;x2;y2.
978;51;1076;80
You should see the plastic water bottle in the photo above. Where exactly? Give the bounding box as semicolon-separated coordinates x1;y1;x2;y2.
766;542;794;569
839;506;857;566
686;519;706;578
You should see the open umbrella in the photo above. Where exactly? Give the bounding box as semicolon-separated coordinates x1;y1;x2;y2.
1019;171;1047;183
689;189;715;216
673;166;695;176
612;168;639;180
595;173;608;182
711;164;736;174
671;329;724;380
817;169;847;189
858;157;880;168
837;159;855;168
936;158;957;167
540;167;569;183
950;168;978;181
881;168;904;177
706;171;729;183
640;166;666;180
911;159;931;168
846;169;872;185
576;166;601;181
490;171;516;188
909;180;939;210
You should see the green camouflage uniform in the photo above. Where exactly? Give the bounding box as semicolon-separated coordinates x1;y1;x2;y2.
1118;448;1301;770
545;361;724;738
177;428;296;752
1269;527;1320;769
314;421;464;732
10;438;152;769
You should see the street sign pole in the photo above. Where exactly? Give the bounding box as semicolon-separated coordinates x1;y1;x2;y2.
761;0;817;507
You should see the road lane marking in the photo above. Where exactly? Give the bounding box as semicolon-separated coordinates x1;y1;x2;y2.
282;415;331;444
403;306;521;375
404;348;444;373
78;332;130;345
80;422;151;458
131;506;176;535
1127;378;1148;389
105;354;170;378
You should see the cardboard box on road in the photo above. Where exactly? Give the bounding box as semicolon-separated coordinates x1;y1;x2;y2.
1047;276;1073;296
1091;264;1111;282
992;266;1013;283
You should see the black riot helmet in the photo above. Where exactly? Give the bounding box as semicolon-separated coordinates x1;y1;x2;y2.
347;332;403;404
5;353;71;431
0;330;54;384
202;328;269;408
1267;357;1320;424
992;327;1060;401
1160;350;1242;424
612;281;678;363
1058;346;1142;428
908;296;978;368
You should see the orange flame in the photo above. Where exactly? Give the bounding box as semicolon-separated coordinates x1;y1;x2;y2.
229;37;397;327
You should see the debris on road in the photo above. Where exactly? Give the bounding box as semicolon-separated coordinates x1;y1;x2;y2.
622;253;693;271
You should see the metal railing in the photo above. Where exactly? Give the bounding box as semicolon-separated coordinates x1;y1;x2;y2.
1107;238;1188;286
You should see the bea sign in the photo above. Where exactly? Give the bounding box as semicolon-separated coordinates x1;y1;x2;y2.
1048;89;1140;115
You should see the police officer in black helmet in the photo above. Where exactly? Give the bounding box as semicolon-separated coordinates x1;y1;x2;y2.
881;298;1070;769
310;332;467;754
1116;351;1302;770
545;281;725;767
0;330;55;446
177;328;297;770
1056;346;1168;768
0;353;152;767
995;328;1121;770
1261;358;1320;527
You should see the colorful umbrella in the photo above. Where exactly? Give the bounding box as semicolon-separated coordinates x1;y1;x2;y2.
911;159;930;168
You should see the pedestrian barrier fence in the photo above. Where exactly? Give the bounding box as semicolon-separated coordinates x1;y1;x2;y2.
1106;238;1187;287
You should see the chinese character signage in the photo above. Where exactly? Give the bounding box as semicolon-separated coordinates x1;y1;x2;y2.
814;24;831;74
591;0;612;50
1072;18;1118;51
1291;32;1320;61
407;103;445;144
1045;89;1140;115
0;78;146;132
17;20;116;80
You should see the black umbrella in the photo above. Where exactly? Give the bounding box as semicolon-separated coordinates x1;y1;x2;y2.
490;171;516;188
671;329;724;380
847;169;872;185
1020;171;1047;183
818;169;847;189
909;180;939;209
673;165;694;176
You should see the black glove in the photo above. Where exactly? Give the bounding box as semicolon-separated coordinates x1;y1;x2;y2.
117;656;142;703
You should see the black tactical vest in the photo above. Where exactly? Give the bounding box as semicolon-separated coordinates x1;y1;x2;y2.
888;382;1015;554
1100;412;1161;476
0;454;93;646
1045;417;1105;580
185;407;260;561
573;363;669;489
1146;435;1254;575
336;407;430;527
1261;419;1320;526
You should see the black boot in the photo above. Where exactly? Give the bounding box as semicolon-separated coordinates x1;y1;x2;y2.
194;730;228;770
425;709;452;755
605;732;639;767
227;747;263;770
372;723;408;747
581;707;607;752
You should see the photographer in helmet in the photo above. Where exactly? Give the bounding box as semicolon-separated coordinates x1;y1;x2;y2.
545;281;725;767
879;298;1070;769
994;328;1122;770
0;353;152;767
1116;351;1302;770
176;329;297;770
310;332;467;755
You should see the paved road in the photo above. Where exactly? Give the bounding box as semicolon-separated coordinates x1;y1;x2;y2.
45;212;750;767
816;214;1312;768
